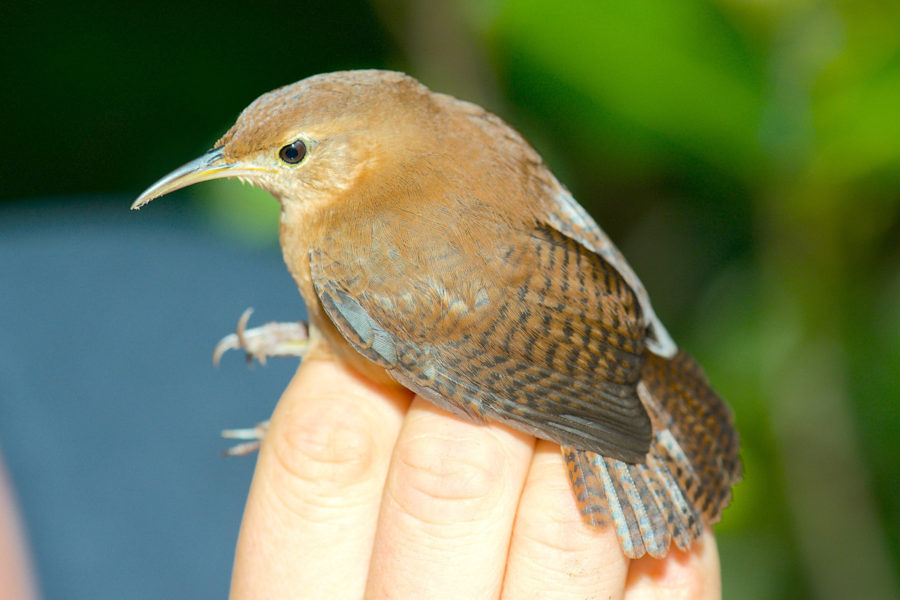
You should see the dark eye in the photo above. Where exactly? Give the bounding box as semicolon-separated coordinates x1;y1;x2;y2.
278;140;307;164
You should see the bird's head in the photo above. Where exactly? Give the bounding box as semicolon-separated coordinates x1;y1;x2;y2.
132;70;436;212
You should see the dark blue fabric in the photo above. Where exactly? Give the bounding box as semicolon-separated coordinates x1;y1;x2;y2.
0;197;305;599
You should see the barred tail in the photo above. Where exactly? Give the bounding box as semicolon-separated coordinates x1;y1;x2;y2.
563;350;741;558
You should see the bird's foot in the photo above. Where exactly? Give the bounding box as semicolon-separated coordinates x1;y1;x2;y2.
213;308;309;366
221;420;270;456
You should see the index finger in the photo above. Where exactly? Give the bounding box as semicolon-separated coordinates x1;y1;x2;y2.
230;359;413;599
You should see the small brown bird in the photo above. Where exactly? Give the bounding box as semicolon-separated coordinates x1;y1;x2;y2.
134;70;740;559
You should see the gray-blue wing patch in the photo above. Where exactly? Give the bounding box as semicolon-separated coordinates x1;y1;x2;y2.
314;281;399;367
310;254;491;424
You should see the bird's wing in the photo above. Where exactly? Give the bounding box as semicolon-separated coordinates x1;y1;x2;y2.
309;220;652;462
545;188;677;357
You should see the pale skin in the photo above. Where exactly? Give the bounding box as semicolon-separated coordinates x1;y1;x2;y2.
230;359;721;599
0;455;38;600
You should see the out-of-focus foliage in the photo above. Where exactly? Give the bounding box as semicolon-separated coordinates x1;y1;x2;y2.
3;1;898;598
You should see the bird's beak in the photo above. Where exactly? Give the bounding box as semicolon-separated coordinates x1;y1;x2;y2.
131;148;271;210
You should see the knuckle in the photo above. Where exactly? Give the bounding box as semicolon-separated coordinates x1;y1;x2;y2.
269;392;382;493
518;504;588;553
516;486;599;556
518;476;588;547
390;430;511;525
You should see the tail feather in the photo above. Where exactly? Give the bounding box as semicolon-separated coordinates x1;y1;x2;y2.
609;460;655;556
561;349;740;558
563;447;610;526
628;462;670;557
641;351;742;522
646;432;702;549
596;456;643;556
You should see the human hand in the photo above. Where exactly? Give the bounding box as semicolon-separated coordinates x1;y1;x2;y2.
230;359;721;599
0;454;38;600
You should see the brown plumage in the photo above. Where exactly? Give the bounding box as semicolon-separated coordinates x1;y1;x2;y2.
133;70;741;558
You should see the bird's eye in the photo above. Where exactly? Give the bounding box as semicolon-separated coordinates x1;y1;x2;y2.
278;140;307;164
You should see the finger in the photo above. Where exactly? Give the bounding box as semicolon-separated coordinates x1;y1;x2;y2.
366;397;535;599
230;359;414;600
625;526;720;600
0;456;38;600
501;440;629;600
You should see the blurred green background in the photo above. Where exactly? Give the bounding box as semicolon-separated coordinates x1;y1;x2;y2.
4;1;899;598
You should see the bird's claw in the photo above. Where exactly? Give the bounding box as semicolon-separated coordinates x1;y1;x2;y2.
213;308;309;366
221;420;270;456
213;310;304;455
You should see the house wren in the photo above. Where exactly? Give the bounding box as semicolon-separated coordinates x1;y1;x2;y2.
133;70;740;559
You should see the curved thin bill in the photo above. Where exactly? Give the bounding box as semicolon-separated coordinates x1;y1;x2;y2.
131;148;271;210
